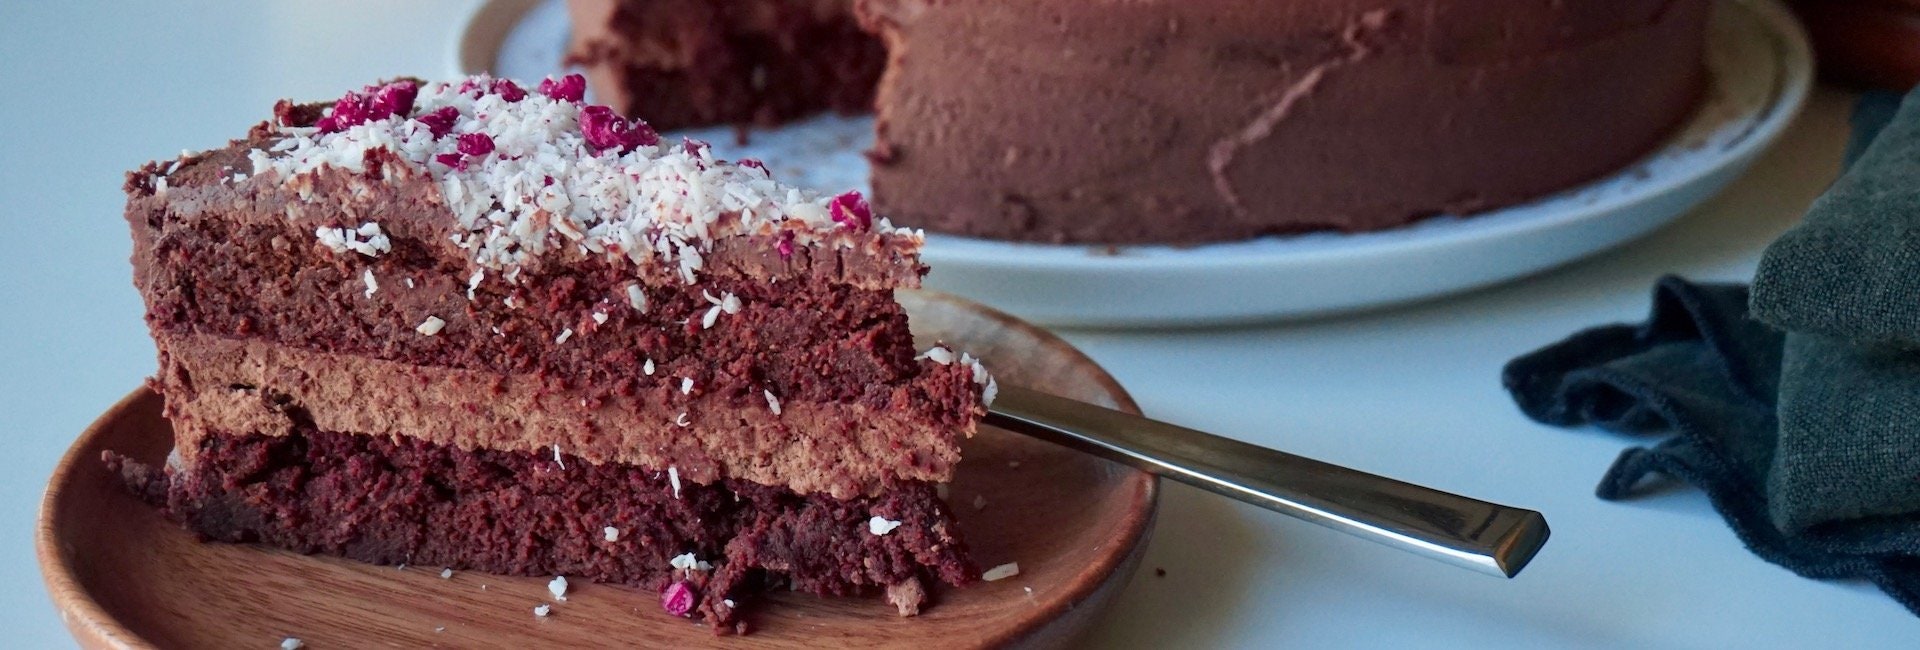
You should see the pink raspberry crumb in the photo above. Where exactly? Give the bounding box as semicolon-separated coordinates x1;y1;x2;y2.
370;81;418;119
660;581;698;617
416;106;460;138
776;231;795;260
434;152;467;171
491;79;527;102
457;132;496;156
828;191;873;231
579;105;659;153
539;74;586;102
681;137;709;157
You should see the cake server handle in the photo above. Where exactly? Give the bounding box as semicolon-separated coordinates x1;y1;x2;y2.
984;385;1549;578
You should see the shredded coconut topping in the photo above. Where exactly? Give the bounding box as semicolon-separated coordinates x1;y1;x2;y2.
281;638;304;650
669;553;714;572
315;222;392;257
868;516;903;536
552;443;565;469
555;328;573;344
680;377;694;394
764;389;781;415
416;316;446;336
668;466;682;498
982;562;1021;581
603;526;620;542
362;269;378;298
644;358;656;375
548;576;569;601
250;75;911;284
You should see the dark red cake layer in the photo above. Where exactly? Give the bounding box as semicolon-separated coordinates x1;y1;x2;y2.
106;425;975;632
566;0;884;130
132;213;966;420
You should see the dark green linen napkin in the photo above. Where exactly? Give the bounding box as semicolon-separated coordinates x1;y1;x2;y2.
1503;88;1920;614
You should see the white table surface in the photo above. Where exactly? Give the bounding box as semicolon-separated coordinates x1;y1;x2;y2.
0;2;1908;648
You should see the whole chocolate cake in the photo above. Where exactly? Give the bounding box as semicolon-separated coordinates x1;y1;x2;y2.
566;0;1711;244
112;74;993;632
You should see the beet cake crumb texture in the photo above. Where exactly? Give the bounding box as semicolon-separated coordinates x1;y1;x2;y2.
118;75;992;631
103;426;974;631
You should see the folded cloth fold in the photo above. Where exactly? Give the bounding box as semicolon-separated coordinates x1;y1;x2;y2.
1503;88;1920;615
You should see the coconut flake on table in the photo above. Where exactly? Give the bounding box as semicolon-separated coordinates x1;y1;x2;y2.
982;562;1021;581
248;75;916;286
548;575;569;601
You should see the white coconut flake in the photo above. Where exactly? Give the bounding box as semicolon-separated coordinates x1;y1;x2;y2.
552;444;565;469
674;412;689;427
669;553;714;572
592;311;608;325
723;599;736;608
626;284;648;313
918;346;955;365
555;328;573;344
314;222;391;257
362;269;379;298
644;358;656;375
668;466;682;498
868;516;903;536
416;316;446;336
982;562;1021;581
764;389;781;415
248;75;915;286
280;638;303;650
680;377;694;394
982;377;1000;407
533;604;551;617
405;277;416;288
466;268;484;300
701;306;722;329
440;568;454;579
603;526;620;542
548;576;569;601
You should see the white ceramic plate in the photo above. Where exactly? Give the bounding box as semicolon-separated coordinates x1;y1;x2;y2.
455;0;1811;327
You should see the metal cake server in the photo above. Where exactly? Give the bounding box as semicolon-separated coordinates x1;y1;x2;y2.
986;385;1549;578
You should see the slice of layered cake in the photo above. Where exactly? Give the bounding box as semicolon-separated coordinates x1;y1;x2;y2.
109;75;993;632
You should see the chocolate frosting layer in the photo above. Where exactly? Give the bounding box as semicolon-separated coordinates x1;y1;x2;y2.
857;0;1709;243
155;333;969;499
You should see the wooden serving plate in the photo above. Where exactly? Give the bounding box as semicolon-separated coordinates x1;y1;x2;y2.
37;291;1158;649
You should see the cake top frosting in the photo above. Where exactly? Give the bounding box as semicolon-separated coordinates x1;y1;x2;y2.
240;75;916;284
